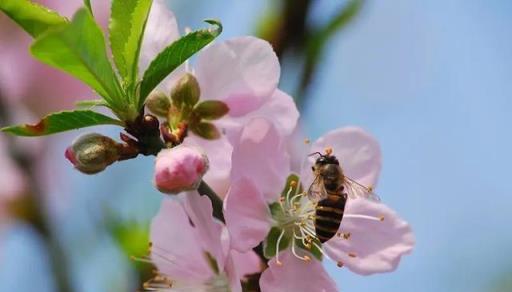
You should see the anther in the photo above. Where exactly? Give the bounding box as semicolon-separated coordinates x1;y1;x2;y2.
337;261;344;268
276;260;283;267
290;180;297;187
304;138;310;144
379;216;385;221
343;232;351;240
324;147;333;155
348;252;357;258
304;256;311;262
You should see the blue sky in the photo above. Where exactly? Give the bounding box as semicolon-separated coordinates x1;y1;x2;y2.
2;1;512;291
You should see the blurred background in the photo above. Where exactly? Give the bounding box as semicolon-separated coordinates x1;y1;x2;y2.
1;0;512;291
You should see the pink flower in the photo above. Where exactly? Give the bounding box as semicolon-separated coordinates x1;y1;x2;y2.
154;145;209;194
148;192;260;291
222;123;415;290
141;0;299;196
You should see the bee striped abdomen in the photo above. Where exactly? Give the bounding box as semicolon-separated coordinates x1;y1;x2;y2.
315;191;347;243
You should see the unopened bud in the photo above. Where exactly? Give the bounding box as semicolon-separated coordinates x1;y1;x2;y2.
171;73;200;108
65;133;120;174
154;145;209;194
146;90;171;117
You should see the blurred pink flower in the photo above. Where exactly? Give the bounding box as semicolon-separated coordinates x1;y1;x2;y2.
142;0;299;197
150;192;262;291
222;124;414;290
154;145;209;194
0;0;110;115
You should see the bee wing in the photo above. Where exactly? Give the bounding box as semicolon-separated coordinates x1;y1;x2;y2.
307;175;329;202
343;177;381;202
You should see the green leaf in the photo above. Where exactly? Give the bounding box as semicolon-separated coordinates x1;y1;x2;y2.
30;9;125;114
83;0;93;15
190;122;220;140
0;0;67;38
75;99;109;109
193;100;229;120
263;227;291;259
2;110;123;136
139;19;222;106
109;0;153;85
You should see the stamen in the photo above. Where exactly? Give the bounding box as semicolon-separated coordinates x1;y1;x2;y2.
304;138;310;144
337;232;351;240
348;252;357;258
291;240;311;262
337;261;344;268
344;214;385;222
324;147;333;155
275;229;286;266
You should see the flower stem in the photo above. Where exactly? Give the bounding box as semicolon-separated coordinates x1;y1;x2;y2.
197;180;224;223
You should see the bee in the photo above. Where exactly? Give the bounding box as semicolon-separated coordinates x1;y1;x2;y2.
308;150;380;243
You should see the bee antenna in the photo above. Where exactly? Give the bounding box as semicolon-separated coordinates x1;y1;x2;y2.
308;152;323;157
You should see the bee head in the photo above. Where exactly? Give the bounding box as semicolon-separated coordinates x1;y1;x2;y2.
309;152;339;165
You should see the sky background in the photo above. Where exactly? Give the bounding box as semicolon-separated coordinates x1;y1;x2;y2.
1;0;512;291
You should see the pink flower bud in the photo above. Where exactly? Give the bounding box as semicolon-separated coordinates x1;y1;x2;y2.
154;145;209;194
65;133;120;174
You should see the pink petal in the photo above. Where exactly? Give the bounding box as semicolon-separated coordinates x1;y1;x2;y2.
182;192;225;269
0;137;26;201
195;36;280;116
140;0;180;72
153;146;209;194
230;250;263;279
305;127;382;189
230;118;290;202
323;199;415;275
260;250;338;292
183;134;233;198
224;253;243;292
217;89;299;141
224;177;272;252
150;198;213;281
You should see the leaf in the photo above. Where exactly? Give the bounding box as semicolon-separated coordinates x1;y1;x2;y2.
2;110;123;136
139;19;222;106
0;0;67;37
190;122;220;140
30;9;125;113
83;0;93;15
263;227;291;259
75;99;109;109
109;0;153;85
193;100;229;120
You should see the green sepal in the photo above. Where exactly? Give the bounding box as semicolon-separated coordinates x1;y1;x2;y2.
263;227;291;259
170;73;201;109
295;237;323;261
204;252;220;275
193;100;229;120
0;0;67;38
281;173;304;198
1;110;123;137
139;19;222;106
190;122;220;140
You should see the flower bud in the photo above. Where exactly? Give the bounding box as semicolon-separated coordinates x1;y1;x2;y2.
146;90;171;117
65;133;120;174
154;145;209;194
171;73;201;108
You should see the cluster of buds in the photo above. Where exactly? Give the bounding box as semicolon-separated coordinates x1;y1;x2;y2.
146;73;229;146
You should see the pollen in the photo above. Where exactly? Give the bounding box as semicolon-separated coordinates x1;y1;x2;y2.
303;255;311;262
348;252;357;258
304;138;310;144
337;261;344;268
324;147;333;155
276;260;283;267
290;180;297;187
379;216;385;221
